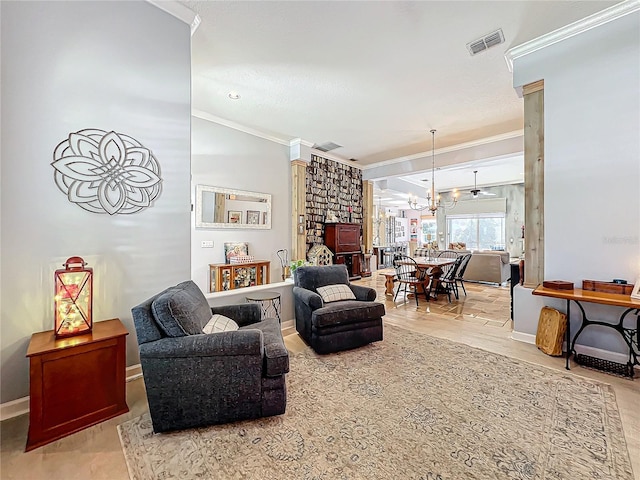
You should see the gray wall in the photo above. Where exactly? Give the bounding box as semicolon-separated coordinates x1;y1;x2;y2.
512;10;639;355
191;117;291;294
0;1;192;403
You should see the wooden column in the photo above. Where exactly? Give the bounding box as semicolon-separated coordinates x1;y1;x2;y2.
362;180;374;254
523;79;544;288
291;160;308;262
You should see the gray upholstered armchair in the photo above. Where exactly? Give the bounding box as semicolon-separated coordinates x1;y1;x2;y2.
131;280;288;433
293;265;385;354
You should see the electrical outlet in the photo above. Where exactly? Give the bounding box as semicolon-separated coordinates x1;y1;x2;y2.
201;240;214;248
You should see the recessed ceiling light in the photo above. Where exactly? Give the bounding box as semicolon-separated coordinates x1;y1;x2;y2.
228;91;241;100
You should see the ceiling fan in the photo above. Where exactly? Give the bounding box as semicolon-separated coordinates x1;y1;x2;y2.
469;170;496;198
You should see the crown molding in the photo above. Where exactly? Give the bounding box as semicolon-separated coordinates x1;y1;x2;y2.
291;139;360;168
310;150;363;169
192;109;291;146
192;111;360;168
290;138;314;148
362;130;523;171
504;0;640;72
146;0;201;35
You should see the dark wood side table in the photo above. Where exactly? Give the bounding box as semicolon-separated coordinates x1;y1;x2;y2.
26;318;129;451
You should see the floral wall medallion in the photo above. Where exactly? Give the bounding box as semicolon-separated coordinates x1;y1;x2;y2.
51;129;162;215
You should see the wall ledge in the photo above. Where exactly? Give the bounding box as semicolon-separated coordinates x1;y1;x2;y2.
205;280;293;301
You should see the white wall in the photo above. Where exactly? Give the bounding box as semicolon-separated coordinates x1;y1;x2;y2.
191;117;291;296
512;11;640;354
0;1;191;403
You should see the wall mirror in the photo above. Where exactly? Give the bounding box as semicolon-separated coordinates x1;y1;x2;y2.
195;185;271;229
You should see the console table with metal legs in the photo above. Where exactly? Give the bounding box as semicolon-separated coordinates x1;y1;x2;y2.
533;286;640;377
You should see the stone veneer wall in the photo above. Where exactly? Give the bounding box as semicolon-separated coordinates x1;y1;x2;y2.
305;155;363;248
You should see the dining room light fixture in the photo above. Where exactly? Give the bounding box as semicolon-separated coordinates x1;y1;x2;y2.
408;129;458;214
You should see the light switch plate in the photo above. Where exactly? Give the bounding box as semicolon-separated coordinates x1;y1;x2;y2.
201;240;214;248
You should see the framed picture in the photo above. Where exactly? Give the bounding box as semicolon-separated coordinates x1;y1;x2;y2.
246;210;260;225
228;211;241;224
631;277;640;300
224;242;249;263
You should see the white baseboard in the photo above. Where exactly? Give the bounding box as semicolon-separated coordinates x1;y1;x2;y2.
125;363;143;382
0;397;29;421
1;364;144;421
573;344;629;365
511;331;630;364
510;331;536;344
281;319;294;330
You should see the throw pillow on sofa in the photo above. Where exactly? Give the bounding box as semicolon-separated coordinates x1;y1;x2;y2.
316;284;356;303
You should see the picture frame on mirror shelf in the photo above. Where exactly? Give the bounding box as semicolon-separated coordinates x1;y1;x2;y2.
228;211;242;224
631;277;640;300
247;210;260;225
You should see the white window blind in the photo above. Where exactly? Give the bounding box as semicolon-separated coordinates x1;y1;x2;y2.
445;197;506;215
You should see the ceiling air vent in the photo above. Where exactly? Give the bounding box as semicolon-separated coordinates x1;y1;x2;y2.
313;141;343;152
466;28;505;56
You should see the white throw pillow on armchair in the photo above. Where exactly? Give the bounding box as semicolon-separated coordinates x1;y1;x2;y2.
316;284;356;303
203;314;239;334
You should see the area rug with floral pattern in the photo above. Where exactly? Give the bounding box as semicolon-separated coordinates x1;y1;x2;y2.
117;325;634;480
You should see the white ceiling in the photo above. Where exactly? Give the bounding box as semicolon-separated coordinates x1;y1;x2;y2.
179;0;617;201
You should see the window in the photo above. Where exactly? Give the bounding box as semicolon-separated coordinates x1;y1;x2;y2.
447;214;505;251
420;219;437;245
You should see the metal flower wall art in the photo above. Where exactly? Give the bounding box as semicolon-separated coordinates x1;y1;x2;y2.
51;129;162;215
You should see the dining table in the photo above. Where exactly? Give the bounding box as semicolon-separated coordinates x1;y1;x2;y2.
381;256;456;296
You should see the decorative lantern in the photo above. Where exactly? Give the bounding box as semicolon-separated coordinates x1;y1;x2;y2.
54;256;93;338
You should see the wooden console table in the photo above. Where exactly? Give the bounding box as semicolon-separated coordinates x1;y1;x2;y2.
209;260;270;292
532;286;640;377
26;318;129;451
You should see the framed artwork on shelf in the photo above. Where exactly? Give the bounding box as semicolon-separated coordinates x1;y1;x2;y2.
247;210;260;225
228;211;242;224
224;242;249;263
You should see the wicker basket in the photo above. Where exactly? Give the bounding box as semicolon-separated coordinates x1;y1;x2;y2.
536;306;567;356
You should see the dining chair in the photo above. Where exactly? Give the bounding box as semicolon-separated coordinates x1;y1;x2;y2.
392;254;430;307
436;250;459;259
430;255;465;303
454;253;473;297
436;250;459;282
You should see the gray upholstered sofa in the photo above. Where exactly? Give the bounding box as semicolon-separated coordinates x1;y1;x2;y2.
293;265;385;354
131;280;288;433
463;251;511;284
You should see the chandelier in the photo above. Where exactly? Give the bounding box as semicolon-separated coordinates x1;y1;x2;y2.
407;129;458;214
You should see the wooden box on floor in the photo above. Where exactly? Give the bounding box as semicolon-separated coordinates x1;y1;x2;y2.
536;306;566;356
